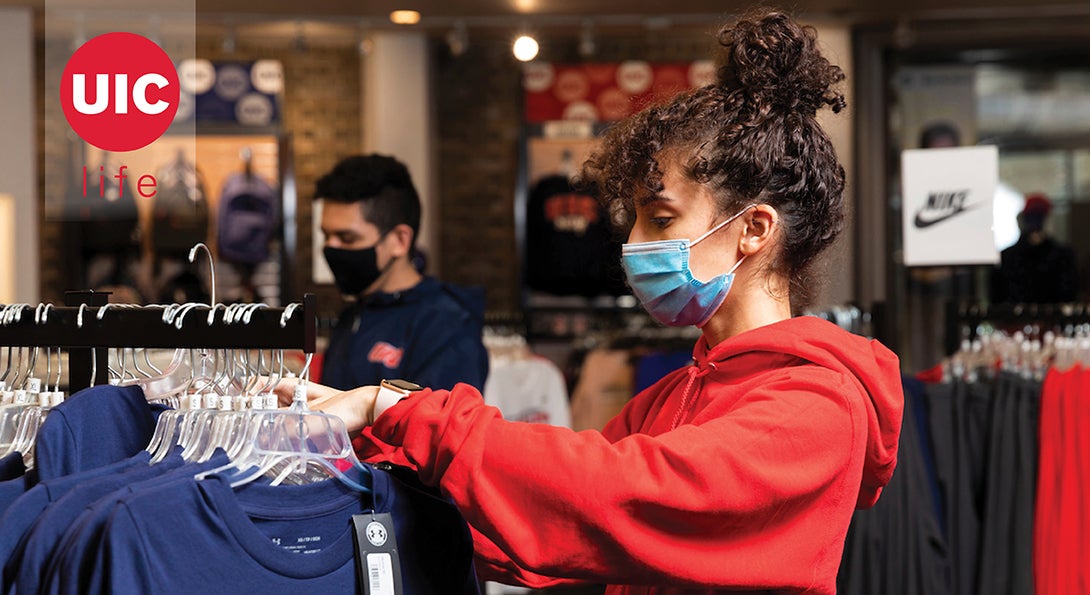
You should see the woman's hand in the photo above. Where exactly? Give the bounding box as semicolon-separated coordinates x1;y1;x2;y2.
309;385;381;434
272;376;341;407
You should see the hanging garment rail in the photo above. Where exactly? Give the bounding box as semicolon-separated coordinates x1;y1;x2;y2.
0;292;316;391
950;302;1090;346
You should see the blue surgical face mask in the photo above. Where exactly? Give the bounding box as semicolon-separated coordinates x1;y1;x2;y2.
621;205;754;327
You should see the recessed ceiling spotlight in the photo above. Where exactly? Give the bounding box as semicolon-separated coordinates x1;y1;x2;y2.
390;10;421;25
513;34;539;62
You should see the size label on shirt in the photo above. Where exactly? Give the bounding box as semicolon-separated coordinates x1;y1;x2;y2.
270;535;324;554
351;513;403;595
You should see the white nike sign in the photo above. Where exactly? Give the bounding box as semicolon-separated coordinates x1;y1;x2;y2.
901;146;1000;266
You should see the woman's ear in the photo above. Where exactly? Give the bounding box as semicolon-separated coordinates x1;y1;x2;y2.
738;204;778;256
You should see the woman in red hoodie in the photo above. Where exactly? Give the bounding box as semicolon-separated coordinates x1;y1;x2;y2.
298;9;904;594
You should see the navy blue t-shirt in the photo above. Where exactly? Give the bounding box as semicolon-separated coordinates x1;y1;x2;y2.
0;475;32;519
322;276;489;392
34;384;169;482
0;451;150;579
0;453;25;481
50;465;478;594
30;450;219;595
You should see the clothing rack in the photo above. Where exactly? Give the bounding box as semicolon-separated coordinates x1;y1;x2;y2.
947;301;1090;352
0;291;316;392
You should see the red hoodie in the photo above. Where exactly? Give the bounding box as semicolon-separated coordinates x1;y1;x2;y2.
368;316;903;594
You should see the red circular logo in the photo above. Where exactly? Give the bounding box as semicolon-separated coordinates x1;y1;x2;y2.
60;32;180;152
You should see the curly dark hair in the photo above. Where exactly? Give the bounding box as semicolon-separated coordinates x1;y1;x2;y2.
315;154;422;249
580;9;846;310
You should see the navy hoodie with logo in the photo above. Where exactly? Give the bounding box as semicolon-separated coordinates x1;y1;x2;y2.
321;276;489;392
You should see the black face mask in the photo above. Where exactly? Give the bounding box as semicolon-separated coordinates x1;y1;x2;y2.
323;245;384;296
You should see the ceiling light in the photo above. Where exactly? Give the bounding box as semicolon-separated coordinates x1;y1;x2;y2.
390;10;421;25
513;35;539;62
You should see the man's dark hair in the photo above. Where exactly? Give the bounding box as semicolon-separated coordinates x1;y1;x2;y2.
315;154;421;249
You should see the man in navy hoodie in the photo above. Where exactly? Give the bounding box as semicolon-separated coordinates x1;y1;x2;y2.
316;154;488;392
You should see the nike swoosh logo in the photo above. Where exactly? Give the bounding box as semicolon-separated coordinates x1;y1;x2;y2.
913;201;984;229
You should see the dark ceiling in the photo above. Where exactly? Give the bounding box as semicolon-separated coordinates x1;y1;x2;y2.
9;0;1090;24
189;0;1090;21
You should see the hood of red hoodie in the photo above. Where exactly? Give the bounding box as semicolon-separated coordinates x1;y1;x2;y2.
693;316;904;509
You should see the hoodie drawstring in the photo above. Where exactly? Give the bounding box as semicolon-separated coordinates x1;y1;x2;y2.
671;361;716;430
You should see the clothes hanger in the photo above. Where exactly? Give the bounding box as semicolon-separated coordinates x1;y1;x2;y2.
146;302;264;463
9;346;65;468
0;305;33;400
0;342;13;391
0;305;36;453
145;301;213;463
176;348;234;461
1;305;61;463
196;350;373;493
183;348;282;463
134;243;218;402
181;303;285;463
195;314;294;465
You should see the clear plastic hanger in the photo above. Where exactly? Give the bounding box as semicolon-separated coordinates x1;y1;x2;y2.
0;305;35;452
181;304;287;462
0;304;62;463
0;343;13;391
114;302;203;402
0;347;31;455
144;303;214;463
176;348;233;460
196;347;372;493
9;346;65;467
144;302;268;463
123;240;218;402
183;348;283;463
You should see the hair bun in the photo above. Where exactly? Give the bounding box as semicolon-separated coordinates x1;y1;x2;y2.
716;11;846;117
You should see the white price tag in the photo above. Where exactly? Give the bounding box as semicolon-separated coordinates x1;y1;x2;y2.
366;553;395;595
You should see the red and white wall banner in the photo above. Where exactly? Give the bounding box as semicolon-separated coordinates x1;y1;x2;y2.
522;60;716;123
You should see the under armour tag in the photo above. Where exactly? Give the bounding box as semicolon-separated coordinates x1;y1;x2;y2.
351;513;403;595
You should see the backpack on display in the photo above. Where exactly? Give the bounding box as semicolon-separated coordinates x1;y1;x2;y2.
217;172;279;265
153;152;210;256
